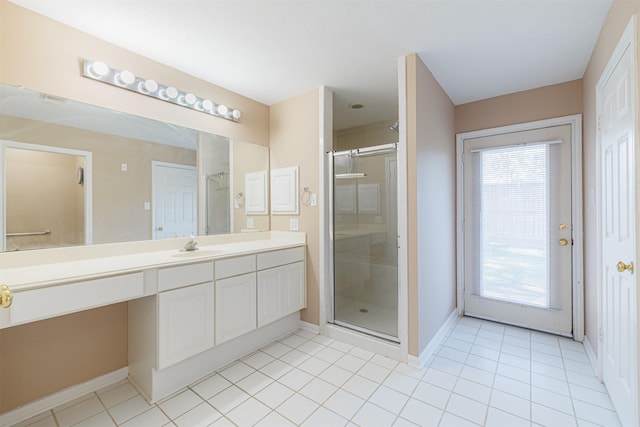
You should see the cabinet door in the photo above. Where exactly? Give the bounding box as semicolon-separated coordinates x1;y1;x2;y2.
282;261;306;315
215;273;256;344
257;268;283;327
158;282;214;369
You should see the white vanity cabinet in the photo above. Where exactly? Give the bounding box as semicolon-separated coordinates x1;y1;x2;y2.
215;273;256;344
156;261;214;369
0;231;306;415
257;247;306;327
0;272;144;328
158;282;215;369
213;254;257;344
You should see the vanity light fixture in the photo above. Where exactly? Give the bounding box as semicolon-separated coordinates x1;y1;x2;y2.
82;59;242;122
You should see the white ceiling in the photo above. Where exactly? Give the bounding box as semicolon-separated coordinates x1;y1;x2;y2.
10;0;612;130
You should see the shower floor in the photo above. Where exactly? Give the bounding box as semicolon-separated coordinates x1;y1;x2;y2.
335;276;398;339
335;296;398;338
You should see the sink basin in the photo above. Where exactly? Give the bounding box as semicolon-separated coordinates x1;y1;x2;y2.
171;249;222;258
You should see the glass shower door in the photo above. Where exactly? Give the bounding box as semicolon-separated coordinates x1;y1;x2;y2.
331;144;398;341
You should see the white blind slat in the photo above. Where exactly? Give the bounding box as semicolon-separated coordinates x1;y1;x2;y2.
471;143;562;309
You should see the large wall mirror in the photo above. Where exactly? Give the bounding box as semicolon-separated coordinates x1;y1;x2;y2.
0;83;269;252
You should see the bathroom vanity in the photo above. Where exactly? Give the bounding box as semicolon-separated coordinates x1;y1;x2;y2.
0;231;306;403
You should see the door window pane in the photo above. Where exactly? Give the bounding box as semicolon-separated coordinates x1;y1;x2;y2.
471;144;559;308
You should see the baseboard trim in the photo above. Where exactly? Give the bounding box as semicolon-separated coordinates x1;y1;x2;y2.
583;334;600;378
408;309;460;369
299;320;320;334
0;367;128;427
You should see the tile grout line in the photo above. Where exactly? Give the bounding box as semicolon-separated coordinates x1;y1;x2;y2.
22;323;620;427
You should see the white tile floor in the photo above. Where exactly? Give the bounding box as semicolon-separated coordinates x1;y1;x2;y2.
13;317;622;427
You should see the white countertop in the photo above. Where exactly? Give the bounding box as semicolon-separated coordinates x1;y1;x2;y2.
0;231;306;291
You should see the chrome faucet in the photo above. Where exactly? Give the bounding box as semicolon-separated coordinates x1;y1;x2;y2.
183;236;198;251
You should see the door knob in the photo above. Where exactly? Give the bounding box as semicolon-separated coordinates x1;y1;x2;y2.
157;226;163;231
0;285;13;308
559;238;568;246
617;261;634;274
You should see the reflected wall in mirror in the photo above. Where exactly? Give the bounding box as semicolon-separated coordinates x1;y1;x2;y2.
198;134;269;235
0;83;269;252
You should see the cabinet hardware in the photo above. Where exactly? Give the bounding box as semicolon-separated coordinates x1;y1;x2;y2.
0;285;13;308
617;261;634;274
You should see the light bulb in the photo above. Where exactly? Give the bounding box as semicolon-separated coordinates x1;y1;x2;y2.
216;104;228;115
161;86;178;100
116;70;136;86
202;99;213;112
184;93;197;105
232;109;242;120
139;79;158;93
88;61;109;78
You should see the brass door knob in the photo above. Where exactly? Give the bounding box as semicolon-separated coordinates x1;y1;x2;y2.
559;238;569;246
617;261;634;274
0;285;13;308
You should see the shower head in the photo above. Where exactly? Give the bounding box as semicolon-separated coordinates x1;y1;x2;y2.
389;120;399;133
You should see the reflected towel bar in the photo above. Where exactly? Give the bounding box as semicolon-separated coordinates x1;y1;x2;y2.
6;229;51;237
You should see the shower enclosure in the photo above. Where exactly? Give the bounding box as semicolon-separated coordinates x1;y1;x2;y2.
205;171;230;235
330;143;399;341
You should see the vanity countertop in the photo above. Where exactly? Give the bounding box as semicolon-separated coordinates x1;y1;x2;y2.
0;231;306;291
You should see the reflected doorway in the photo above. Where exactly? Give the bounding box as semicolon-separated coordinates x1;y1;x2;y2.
1;141;92;251
152;161;197;239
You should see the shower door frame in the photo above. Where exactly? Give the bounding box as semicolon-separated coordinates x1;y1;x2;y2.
328;142;400;342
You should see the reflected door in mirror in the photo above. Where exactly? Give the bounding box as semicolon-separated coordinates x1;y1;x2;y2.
153;162;197;239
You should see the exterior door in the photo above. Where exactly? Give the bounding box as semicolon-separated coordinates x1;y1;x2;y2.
153;162;197;239
598;20;637;427
463;125;573;335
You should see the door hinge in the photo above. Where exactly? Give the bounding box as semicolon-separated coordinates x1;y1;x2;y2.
597;116;602;131
599;327;604;342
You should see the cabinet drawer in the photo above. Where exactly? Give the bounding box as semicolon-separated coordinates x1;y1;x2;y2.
215;255;255;280
158;261;213;292
257;246;305;270
9;272;144;326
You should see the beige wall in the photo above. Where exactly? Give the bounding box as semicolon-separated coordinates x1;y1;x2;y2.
6;149;84;251
270;89;320;325
455;79;583;134
0;1;269;414
0;1;269;146
0;304;128;413
581;0;639;353
406;54;457;356
335;119;399;151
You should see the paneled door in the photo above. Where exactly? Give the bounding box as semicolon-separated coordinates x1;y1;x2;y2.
153;162;197;239
598;18;638;427
462;125;573;335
